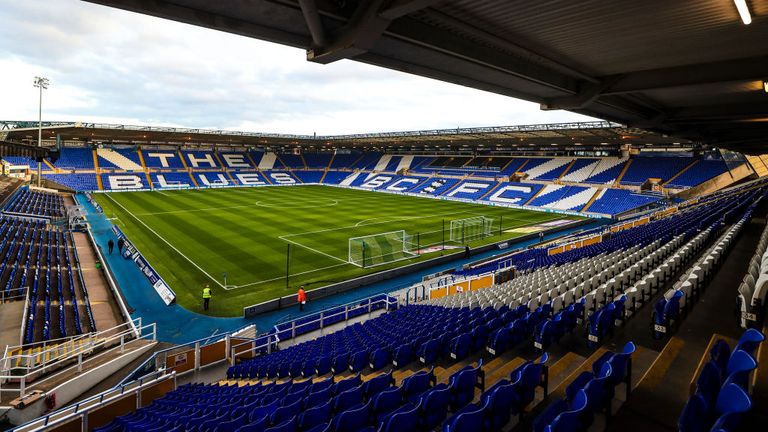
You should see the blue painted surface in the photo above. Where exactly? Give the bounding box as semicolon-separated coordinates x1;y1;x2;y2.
78;193;608;344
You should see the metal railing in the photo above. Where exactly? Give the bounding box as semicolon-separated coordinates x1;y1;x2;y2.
231;294;398;365
0;319;154;399
11;370;175;432
118;323;262;387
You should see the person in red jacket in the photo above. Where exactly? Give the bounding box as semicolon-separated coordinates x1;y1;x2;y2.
297;286;307;311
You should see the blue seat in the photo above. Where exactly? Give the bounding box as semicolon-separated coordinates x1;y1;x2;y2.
251;401;280;422
694;361;721;409
709;340;731;376
237;413;270;432
271;399;302;425
299;401;332;431
419;383;450;430
605;341;635;400
370;347;392;371
303;423;330;432
734;328;764;358
723;349;757;390
402;368;436;404
417;339;439;365
442;400;487;432
392;343;413;368
583;364;612;415
333;385;364;413
533;399;568;432
316;355;333;376
481;379;519;429
487;327;511;357
372;387;403;423
264;416;297;432
514;353;548;408
471;324;489;351
332;352;350;374
448;360;483;411
363;371;393;399
449;332;472;361
349;351;368;373
332;401;371;432
305;387;332;409
546;390;589;432
379;401;420;432
678;393;709;432
333;374;362;395
311;377;334;394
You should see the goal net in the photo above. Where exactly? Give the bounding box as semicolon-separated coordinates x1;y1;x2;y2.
348;230;417;268
449;216;495;243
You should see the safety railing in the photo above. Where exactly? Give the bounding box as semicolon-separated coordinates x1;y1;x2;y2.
273;294;396;341
119;324;263;387
0;319;154;399
11;370;174;432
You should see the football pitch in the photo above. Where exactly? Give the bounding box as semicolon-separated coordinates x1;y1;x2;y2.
95;185;580;316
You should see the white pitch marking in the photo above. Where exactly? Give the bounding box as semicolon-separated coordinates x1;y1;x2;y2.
278;235;349;264
103;193;226;289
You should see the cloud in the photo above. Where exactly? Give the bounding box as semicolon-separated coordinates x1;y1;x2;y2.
0;0;597;135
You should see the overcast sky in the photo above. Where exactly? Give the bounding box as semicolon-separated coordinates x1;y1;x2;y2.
0;0;597;135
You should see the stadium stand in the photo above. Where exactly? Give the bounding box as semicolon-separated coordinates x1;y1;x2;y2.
303;152;333;169
141;149;186;169
3;188;65;219
43;173;99;191
619;156;694;186
97;148;144;171
665;159;729;189
737;220;768;329
586;189;662;215
52;147;95;170
9;149;745;217
582;158;628;185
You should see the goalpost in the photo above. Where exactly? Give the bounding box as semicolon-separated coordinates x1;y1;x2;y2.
449;216;495;244
348;230;417;268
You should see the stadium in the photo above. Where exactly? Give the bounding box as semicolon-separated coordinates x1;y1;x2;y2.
0;1;767;432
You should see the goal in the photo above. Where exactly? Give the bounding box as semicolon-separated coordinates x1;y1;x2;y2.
348;230;417;268
449;216;495;243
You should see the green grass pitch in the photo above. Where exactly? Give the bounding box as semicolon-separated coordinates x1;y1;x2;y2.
95;185;581;316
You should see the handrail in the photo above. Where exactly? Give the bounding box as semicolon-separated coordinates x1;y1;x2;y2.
0;320;156;399
2;318;142;365
11;370;174;432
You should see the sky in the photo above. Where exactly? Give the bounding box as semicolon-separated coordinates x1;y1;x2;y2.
0;0;596;135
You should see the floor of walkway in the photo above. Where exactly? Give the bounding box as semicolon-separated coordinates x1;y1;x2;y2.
0;301;24;349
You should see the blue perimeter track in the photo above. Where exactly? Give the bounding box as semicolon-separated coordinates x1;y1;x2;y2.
77;193;608;344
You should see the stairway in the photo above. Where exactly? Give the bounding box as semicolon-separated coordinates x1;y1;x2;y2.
259;152;277;170
374;155;392;172
96;149;143;171
340;172;361;186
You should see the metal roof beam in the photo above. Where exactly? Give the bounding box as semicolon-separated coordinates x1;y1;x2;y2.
667;102;768;122
307;0;441;64
602;55;768;94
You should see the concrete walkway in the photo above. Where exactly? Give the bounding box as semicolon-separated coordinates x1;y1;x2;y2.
0;301;24;350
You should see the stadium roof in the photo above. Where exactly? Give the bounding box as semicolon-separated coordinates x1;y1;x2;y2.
1;120;693;151
83;0;768;153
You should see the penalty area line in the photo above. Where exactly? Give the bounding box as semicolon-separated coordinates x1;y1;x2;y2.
278;235;349;264
103;193;226;289
225;262;350;290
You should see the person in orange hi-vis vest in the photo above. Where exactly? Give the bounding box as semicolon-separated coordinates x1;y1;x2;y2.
297;286;307;311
